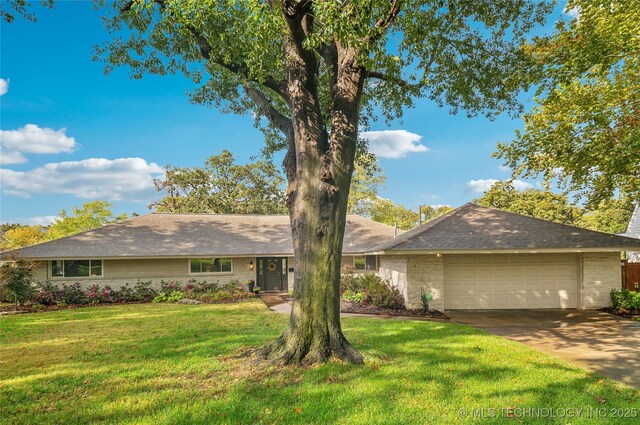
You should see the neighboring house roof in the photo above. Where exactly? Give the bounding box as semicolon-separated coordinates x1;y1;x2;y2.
1;213;396;260
370;203;640;253
627;204;640;239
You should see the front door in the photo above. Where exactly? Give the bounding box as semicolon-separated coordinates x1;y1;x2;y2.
257;257;288;292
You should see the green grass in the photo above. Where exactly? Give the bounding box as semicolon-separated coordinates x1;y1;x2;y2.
1;303;638;424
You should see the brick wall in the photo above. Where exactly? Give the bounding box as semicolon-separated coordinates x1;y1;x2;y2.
406;255;444;310
581;252;621;308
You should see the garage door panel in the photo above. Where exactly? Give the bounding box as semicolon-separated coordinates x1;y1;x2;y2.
444;254;578;309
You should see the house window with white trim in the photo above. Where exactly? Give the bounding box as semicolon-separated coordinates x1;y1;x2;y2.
51;260;103;278
354;255;377;271
190;258;232;274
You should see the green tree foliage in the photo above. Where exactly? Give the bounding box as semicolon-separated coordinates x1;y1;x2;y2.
151;150;288;214
95;0;552;364
496;1;640;206
475;181;633;233
0;0;53;23
46;201;127;240
0;226;47;251
0;259;35;307
420;205;454;223
369;198;418;231
347;152;386;216
576;198;636;234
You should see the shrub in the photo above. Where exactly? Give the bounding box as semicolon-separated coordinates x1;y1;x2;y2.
0;259;35;307
33;282;59;305
610;289;640;310
340;273;405;310
132;281;157;302
343;290;366;303
113;284;136;303
160;280;183;294
60;283;86;305
152;293;168;303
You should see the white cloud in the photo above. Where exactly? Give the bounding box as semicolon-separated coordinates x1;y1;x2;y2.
498;164;511;172
467;179;533;193
0;148;27;165
0;78;8;96
360;130;429;159
25;216;60;226
1;124;76;155
0;157;164;201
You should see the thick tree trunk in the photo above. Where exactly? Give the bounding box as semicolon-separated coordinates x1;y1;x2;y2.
258;155;362;365
257;9;365;365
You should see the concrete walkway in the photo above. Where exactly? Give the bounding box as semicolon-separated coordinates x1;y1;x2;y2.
447;310;640;387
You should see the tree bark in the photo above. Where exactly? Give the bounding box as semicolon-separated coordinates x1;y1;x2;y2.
258;39;365;365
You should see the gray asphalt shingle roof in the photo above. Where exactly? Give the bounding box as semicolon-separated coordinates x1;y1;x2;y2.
370;203;640;252
2;213;396;259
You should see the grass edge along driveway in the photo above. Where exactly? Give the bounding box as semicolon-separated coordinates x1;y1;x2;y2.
1;302;638;424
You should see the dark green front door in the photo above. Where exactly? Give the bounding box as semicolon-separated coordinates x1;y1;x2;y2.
257;257;288;292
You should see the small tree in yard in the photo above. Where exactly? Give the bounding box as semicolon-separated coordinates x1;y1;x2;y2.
0;259;35;308
91;0;552;365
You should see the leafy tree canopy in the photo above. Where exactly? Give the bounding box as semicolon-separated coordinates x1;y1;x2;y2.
151;150;288;214
0;226;47;251
496;0;640;206
46;201;127;240
475;181;634;233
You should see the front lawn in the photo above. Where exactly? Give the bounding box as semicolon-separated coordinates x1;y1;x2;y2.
1;303;637;424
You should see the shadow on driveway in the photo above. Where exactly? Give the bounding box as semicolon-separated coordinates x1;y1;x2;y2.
447;309;639;387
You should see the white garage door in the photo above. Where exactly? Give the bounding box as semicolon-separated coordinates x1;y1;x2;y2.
444;254;578;309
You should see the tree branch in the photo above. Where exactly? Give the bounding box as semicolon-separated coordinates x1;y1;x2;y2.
367;0;403;42
243;83;293;137
364;70;422;91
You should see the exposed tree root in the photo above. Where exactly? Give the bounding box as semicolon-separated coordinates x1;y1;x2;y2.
257;327;363;366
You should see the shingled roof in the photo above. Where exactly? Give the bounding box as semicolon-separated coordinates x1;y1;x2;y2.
369;203;640;253
2;213;396;260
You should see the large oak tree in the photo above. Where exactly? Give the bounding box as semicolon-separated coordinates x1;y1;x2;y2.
92;0;551;365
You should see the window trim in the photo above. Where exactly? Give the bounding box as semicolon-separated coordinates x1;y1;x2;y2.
188;257;234;276
49;259;104;279
353;255;377;271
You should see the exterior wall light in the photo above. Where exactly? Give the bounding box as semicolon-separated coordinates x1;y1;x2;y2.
249;261;254;271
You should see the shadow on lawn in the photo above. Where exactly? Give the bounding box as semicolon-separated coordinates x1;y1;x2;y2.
1;304;636;424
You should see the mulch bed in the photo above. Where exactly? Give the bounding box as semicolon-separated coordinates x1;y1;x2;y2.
599;307;640;320
340;300;449;319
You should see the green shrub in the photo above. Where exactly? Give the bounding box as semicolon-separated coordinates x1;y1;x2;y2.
610;288;640;310
160;280;183;294
167;291;184;302
132;281;157;302
343;290;366;303
0;259;35;307
60;283;86;305
152;293;168;303
340;273;405;310
33;281;59;305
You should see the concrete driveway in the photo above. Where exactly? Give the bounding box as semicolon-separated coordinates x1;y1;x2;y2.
447;309;639;387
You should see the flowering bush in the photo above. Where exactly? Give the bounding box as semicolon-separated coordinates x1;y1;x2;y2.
340;273;405;310
33;282;59;306
60;283;85;305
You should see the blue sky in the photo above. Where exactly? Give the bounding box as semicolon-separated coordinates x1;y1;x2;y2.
0;2;568;225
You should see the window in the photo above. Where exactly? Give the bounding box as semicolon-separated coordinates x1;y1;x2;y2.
51;260;103;278
190;258;232;274
354;255;377;271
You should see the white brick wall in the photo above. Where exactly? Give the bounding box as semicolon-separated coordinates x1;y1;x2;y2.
581;252;622;308
378;256;408;303
406;255;444;310
379;255;445;310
